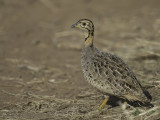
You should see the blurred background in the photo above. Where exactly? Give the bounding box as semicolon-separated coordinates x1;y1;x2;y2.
0;0;160;119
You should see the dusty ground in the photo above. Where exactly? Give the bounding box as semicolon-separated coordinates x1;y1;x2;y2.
0;0;160;120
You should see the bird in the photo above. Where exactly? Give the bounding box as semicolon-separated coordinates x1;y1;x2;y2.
71;19;152;109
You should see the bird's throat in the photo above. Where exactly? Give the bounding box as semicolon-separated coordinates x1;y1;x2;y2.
84;31;94;47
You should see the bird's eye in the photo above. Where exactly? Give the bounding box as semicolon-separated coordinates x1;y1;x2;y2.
82;23;86;26
80;22;87;28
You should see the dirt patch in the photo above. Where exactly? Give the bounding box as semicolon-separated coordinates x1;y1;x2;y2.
0;0;160;119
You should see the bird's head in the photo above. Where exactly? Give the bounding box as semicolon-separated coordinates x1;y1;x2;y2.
71;19;94;33
72;19;94;47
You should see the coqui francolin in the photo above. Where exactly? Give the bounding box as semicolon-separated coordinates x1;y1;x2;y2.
71;19;152;109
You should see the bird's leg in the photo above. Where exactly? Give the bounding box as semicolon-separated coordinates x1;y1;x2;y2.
98;96;109;110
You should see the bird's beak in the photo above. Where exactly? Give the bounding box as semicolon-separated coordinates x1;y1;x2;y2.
71;23;78;28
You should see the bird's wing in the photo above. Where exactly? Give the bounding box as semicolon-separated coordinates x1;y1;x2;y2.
92;52;144;99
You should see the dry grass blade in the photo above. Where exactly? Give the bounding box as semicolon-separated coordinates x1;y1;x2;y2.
142;50;160;57
136;38;160;46
1;90;28;97
139;106;159;116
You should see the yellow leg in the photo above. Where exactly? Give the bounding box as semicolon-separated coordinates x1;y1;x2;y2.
98;98;109;110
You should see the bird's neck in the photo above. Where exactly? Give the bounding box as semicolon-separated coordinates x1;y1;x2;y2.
84;30;94;47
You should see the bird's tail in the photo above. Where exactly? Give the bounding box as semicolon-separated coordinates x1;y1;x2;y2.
142;89;152;103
